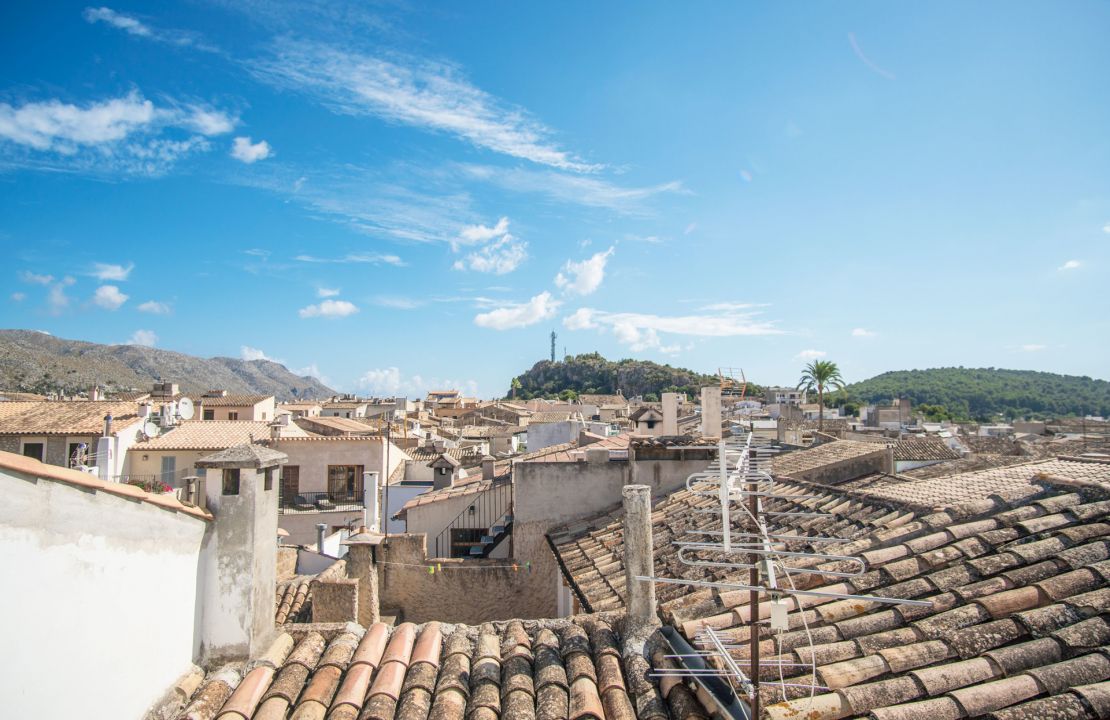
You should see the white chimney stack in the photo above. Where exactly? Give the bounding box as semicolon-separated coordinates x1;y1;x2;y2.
662;392;680;435
701;386;722;438
363;471;380;533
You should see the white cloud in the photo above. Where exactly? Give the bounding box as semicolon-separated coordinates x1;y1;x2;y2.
564;304;782;354
684;222;697;235
241;345;276;361
317;287;341;298
90;261;134;281
47;277;75;315
127;329;157;347
457;216;509;246
474;292;559;330
1103;223;1110;234
1021;344;1047;352
298;299;359;318
294;363;328;385
699;302;763;312
795;349;827;361
555;247;614;296
356;366;477;398
1058;259;1082;271
83;7;151;37
11;292;26;302
231;136;273;163
251;40;598;171
92;284;128;310
295;252;405;266
20;271;53;285
0;91;235;174
373;295;424;310
851;327;876;337
454;234;527;275
137;300;170;314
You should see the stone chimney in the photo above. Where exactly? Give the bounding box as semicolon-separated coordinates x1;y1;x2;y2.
343;531;383;626
195;444;287;664
661;392;680;435
586;447;610;464
701;386;722;438
481;455;496;480
622;484;659;628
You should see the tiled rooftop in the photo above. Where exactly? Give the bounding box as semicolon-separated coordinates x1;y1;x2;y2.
529;411;582;424
0;399;142;434
170;615;693;720
772;440;889;478
892;436;962;462
197;394;273;407
133;421;309;450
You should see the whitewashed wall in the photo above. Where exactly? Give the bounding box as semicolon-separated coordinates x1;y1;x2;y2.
0;466;208;720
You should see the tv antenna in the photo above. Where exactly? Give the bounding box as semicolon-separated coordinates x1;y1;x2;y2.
640;432;930;717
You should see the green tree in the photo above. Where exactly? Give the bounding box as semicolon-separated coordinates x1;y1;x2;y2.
797;360;846;432
510;377;522;399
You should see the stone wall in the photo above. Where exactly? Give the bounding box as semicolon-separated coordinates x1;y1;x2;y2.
793;449;891;485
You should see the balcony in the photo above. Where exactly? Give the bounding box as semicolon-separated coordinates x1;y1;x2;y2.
278;489;364;515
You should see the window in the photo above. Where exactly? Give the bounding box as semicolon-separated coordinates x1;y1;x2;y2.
222;468;241;495
646;420;657;429
203;409;214;420
228;411;239;421
261;412;267;420
22;442;44;462
263;467;274;491
327;465;364;500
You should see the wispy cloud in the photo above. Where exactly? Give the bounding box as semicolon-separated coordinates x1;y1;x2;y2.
1021;344;1047;352
848;32;896;81
11;292;25;302
0;91;236;175
564;304;783;354
455;216;510;248
92;285;128;310
231;136;272;163
83;6;216;50
684;222;697;235
295;252;405;266
317;287;341;298
795;349;827;361
851;327;876;337
20;271;54;285
1103;222;1110;234
459;164;684;215
299;299;358;318
241;345;277;361
555;247;614;296
90;261;134;281
357;366;478;399
47;277;75;315
474;292;559;330
372;295;425;310
250;39;598;171
137;300;170;314
1058;259;1082;271
127;329;157;347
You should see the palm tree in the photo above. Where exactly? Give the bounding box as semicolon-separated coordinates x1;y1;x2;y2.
797;360;846;432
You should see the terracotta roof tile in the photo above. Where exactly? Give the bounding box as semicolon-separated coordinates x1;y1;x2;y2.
0;399;142;435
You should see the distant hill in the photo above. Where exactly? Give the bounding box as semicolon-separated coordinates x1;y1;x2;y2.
844;367;1110;420
0;329;336;401
508;352;753;401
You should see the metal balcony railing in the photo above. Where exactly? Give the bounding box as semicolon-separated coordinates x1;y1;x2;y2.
432;479;513;559
278;489;364;514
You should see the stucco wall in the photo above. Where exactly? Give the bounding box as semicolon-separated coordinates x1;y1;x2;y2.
792;449;891;485
0;466;208;720
124;448;209;488
526;421;583;451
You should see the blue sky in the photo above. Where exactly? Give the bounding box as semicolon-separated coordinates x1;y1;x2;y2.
2;2;1108;397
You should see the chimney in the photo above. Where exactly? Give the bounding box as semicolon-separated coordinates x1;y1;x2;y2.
433;439;446;453
586;447;610;464
622;484;659;628
701;386;722;438
103;413;113;437
90;385;101;402
662;392;680;435
363;471;380;532
196;444;286;664
482;455;496;480
316;523;327;554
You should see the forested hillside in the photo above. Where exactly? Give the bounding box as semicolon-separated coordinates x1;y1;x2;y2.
508;352;754;401
843;367;1110;420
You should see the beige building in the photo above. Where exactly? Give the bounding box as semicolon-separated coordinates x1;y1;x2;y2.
197;393;276;421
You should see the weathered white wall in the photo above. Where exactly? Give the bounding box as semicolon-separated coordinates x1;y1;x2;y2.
0;466;207;720
526;421;584;451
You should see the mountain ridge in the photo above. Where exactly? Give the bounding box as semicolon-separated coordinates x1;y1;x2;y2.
0;329;335;401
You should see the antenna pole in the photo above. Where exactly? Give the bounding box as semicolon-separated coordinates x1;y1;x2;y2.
550;331;557;362
747;447;761;719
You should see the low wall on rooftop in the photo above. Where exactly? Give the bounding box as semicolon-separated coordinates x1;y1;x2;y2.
0;464;208;719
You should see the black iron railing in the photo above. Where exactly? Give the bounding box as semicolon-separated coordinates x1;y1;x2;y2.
432;479;513;559
278;489;364;514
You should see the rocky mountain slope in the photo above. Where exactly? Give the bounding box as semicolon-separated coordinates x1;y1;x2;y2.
0;330;335;401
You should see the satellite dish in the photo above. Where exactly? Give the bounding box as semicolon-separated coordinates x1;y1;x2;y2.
143;420;161;438
178;397;195;421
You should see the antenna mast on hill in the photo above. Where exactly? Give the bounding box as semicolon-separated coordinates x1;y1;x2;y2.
550;331;557;362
